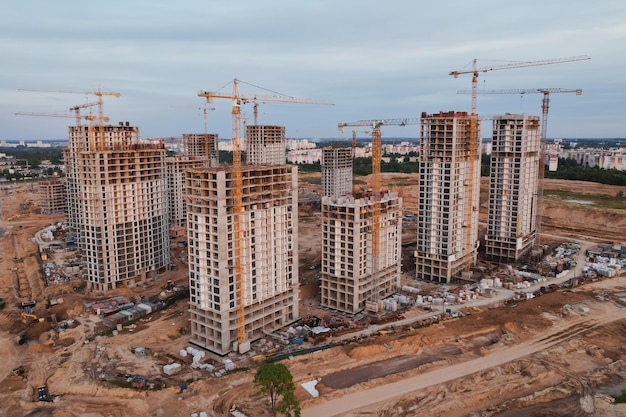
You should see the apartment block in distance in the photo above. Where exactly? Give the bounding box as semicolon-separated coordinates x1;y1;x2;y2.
183;133;219;165
320;192;403;313
186;164;299;355
65;122;170;292
415;111;481;284
245;125;285;165
166;155;212;228
38;179;67;214
485;114;540;262
321;146;353;198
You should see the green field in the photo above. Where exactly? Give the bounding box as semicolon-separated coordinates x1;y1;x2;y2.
543;189;626;211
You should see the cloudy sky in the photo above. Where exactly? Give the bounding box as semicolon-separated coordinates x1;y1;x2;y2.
1;1;624;141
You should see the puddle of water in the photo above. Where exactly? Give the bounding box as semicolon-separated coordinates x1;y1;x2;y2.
563;199;595;205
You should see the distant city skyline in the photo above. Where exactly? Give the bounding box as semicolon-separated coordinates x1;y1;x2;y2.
1;0;624;142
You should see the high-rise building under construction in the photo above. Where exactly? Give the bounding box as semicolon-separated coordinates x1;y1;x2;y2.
245;125;285;165
183;133;219;165
65;123;170;292
186;125;298;355
415;111;481;284
321;147;353;198
485;114;540;262
166;133;218;228
320;192;403;313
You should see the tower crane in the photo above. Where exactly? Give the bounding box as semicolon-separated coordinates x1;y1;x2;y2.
18;88;121;148
228;79;333;126
198;79;332;350
171;104;216;134
457;87;582;249
69;102;101;125
18;88;120;124
338;118;419;310
350;129;370;159
14;112;109;124
449;56;589;273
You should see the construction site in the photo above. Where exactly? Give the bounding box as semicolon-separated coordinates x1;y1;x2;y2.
2;60;626;416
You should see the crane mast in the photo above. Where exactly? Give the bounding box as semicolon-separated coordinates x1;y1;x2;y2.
199;79;331;348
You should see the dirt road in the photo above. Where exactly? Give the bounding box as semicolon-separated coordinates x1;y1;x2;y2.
303;290;626;416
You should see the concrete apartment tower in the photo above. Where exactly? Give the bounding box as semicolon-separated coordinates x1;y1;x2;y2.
186;166;299;355
65;123;170;292
183;133;219;165
245;125;285;165
38;179;67;214
186;126;298;354
485;114;540;262
165;133;218;229
320;192;403;313
165;156;212;228
415;111;481;284
321;147;353;198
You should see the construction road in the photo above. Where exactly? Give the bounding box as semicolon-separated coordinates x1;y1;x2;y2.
302;285;626;416
303;239;611;417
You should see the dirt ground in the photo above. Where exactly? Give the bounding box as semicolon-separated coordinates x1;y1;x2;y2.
0;174;625;417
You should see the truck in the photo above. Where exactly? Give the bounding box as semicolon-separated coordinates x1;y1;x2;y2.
37;385;52;402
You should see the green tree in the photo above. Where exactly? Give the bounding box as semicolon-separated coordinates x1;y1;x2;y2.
254;362;300;417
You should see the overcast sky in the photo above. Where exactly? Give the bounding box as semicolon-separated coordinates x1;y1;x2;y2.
1;1;624;141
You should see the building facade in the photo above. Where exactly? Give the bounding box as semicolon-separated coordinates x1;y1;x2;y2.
415;111;481;283
245;125;286;165
187;165;299;355
320;192;402;313
65;123;170;292
165;156;212;227
321;146;353;198
485;114;540;262
183;133;219;165
38;179;67;214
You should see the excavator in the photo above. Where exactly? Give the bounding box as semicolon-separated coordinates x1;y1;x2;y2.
11;365;28;380
21;312;44;323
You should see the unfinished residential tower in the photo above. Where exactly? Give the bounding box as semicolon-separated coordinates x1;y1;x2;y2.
166;133;217;228
245;125;285;165
183;133;219;165
65;123;170;292
415;111;481;284
186;164;299;355
485;114;540;262
321;146;353;198
320;192;403;313
38;179;67;214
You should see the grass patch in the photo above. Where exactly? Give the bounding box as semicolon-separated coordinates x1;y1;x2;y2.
543;189;626;210
299;177;321;185
614;389;626;403
354;179;367;185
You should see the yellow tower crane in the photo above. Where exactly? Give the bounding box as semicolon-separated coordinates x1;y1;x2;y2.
18;88;120;121
14;111;109;125
18;88;120;148
338;118;419;310
449;56;589;273
198;79;332;350
457;87;583;249
171;104;216;134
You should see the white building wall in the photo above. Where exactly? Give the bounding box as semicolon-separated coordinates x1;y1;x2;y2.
320;193;402;313
187;165;299;355
416;111;481;284
486;114;540;262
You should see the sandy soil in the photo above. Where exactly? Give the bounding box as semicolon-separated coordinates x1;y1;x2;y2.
0;175;625;417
